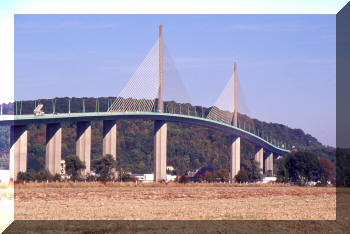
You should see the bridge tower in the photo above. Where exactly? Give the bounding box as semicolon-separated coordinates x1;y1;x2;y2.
153;24;168;182
231;61;241;182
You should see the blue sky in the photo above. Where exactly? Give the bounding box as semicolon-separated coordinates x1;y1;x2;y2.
14;14;336;146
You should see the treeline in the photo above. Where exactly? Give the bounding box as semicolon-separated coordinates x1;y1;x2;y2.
17;154;134;183
275;151;336;185
0;97;336;174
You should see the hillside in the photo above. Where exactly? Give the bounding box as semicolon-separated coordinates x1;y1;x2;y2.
0;97;335;173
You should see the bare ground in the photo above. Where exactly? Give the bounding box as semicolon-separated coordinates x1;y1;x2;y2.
13;183;336;220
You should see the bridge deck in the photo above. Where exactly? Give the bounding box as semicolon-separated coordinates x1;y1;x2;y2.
0;112;290;155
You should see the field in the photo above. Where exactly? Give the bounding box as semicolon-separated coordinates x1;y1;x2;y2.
13;182;336;220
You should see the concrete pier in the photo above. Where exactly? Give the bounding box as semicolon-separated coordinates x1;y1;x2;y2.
103;120;117;159
46;123;62;175
154;120;167;182
264;152;274;175
230;136;240;181
10;125;27;180
254;146;264;173
76;121;91;175
153;24;167;182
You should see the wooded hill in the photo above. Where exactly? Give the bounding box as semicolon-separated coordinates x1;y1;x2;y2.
0;97;335;173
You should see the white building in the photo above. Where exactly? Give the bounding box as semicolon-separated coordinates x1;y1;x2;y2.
133;173;176;183
261;177;277;183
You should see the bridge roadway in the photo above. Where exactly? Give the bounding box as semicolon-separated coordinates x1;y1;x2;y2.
0;111;289;155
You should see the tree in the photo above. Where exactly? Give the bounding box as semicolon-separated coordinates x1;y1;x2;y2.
204;171;214;182
53;173;61;181
92;154;116;182
241;159;262;182
318;157;335;185
276;157;289;183
118;170;135;182
65;155;86;181
235;170;248;183
285;151;319;185
216;168;229;182
178;174;189;183
197;174;203;182
17;171;35;182
34;169;53;182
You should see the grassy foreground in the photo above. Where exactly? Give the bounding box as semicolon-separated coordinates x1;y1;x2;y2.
13;182;336;220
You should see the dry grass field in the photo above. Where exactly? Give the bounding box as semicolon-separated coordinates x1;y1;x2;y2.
13;182;336;221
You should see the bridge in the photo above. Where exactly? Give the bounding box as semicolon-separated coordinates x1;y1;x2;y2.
0;25;290;182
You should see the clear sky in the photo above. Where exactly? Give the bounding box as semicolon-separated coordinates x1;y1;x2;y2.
14;14;336;146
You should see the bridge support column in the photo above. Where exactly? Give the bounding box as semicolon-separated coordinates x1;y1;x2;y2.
254;147;264;174
103;120;117;159
46;123;62;175
76;121;91;175
10;125;27;181
264;152;273;176
230;136;240;182
154;120;167;182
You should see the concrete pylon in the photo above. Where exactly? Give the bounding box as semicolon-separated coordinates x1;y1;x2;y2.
230;136;240;182
154;120;167;181
254;146;264;173
158;24;164;113
153;24;167;182
233;61;238;127
46;123;62;175
103;120;117;160
264;152;274;175
230;61;241;182
10;125;27;181
76;121;91;175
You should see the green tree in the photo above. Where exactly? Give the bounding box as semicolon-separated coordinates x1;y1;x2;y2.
235;170;248;183
17;171;35;182
285;151;319;185
34;169;53;182
241;159;262;182
92;154;116;182
276;157;289;183
53;173;61;181
65;155;86;181
216;168;229;182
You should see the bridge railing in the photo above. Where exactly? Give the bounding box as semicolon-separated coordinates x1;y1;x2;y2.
1;98;290;151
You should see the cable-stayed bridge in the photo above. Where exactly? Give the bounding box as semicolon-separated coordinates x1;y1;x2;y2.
0;25;290;182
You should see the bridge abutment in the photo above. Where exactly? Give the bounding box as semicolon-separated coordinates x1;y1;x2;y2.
10;125;27;181
76;121;91;175
46;123;62;175
154;120;167;182
255;146;264;174
103;120;117;160
230;136;240;182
